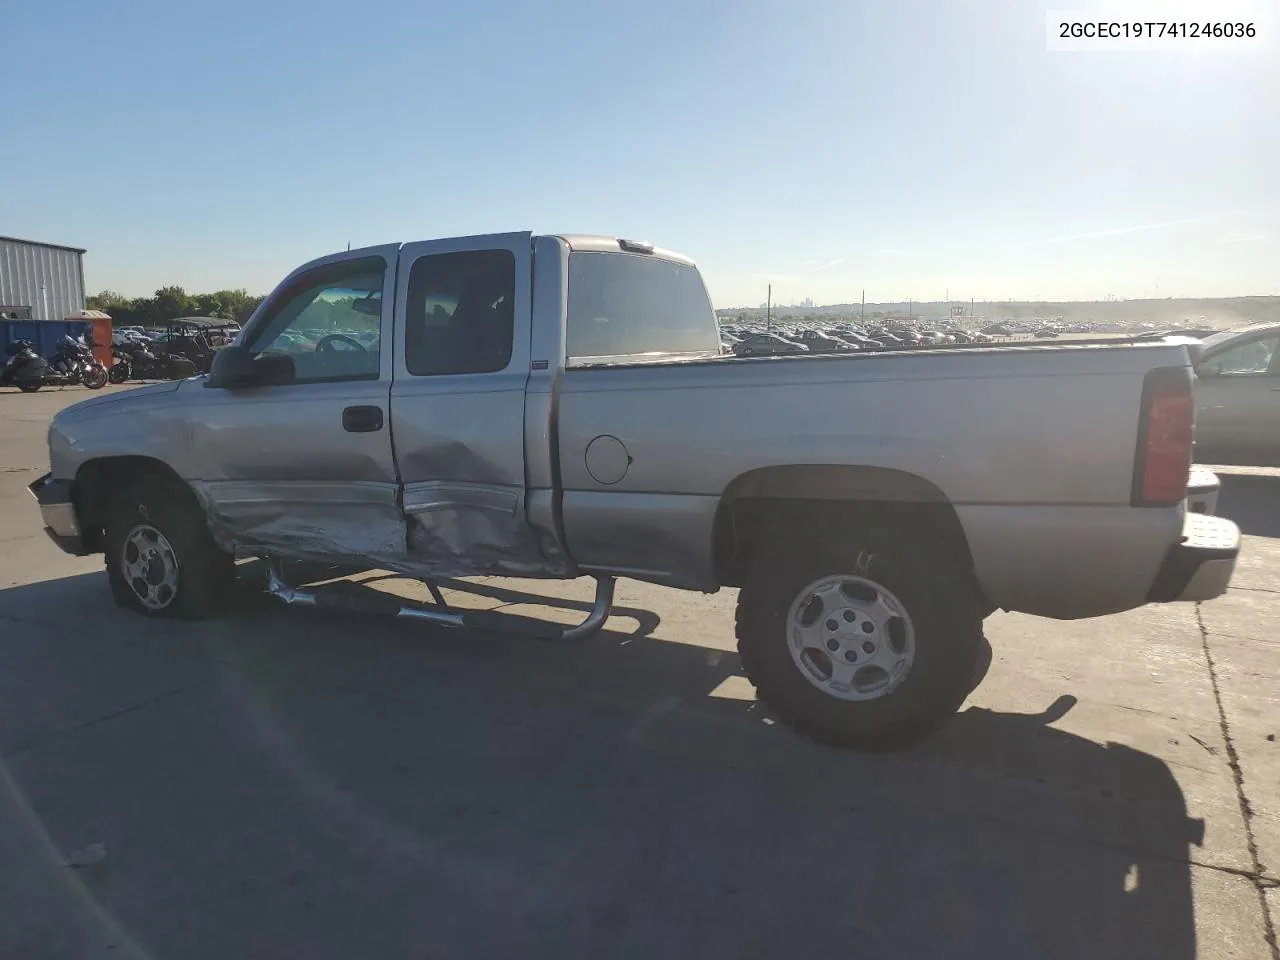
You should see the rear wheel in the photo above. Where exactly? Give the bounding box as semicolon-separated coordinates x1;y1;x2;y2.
81;364;108;389
736;535;982;751
107;361;130;384
104;477;235;619
17;380;41;393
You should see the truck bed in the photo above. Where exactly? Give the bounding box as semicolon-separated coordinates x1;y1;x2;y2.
554;338;1196;618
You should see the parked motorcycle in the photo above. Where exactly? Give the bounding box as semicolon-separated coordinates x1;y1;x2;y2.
109;338;198;382
0;341;50;392
0;338;107;391
49;336;109;389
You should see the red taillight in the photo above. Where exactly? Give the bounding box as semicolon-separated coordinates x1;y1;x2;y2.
1132;367;1193;506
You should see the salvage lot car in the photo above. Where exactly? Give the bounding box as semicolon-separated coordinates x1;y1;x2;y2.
30;233;1240;750
1192;321;1280;466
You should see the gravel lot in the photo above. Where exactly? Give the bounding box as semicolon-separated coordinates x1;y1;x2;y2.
2;385;1278;959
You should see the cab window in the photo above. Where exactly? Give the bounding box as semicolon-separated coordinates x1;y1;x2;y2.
245;258;385;383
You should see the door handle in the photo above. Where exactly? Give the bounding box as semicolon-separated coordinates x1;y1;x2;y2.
342;405;384;432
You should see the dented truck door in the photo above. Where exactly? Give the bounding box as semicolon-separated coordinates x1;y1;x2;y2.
190;245;406;563
389;233;555;576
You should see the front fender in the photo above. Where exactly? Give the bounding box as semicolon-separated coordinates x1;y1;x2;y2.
49;381;196;481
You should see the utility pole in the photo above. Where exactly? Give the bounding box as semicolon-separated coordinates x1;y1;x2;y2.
861;289;865;321
767;284;772;332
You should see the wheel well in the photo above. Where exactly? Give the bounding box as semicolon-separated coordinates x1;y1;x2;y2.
712;465;980;596
74;456;191;553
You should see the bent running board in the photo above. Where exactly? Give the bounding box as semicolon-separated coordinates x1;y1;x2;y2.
263;559;616;641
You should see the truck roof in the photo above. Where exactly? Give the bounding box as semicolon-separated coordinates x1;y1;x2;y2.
336;235;696;269
553;235;697;267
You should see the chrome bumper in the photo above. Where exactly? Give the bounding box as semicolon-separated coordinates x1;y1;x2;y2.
1147;512;1240;603
1186;465;1220;516
28;473;87;555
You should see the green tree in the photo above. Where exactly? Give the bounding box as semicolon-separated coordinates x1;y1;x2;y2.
88;285;265;329
86;290;129;312
152;285;192;321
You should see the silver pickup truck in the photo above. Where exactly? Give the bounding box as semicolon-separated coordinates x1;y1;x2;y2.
30;233;1241;749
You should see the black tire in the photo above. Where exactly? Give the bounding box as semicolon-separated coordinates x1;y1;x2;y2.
103;477;235;619
165;358;198;380
17;380;41;393
108;361;130;384
736;535;982;751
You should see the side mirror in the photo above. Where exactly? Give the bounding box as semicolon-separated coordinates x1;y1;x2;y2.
205;345;295;389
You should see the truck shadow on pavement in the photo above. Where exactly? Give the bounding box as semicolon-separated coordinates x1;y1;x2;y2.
0;569;1204;960
1215;472;1280;538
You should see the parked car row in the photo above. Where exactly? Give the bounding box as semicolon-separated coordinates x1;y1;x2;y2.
108;317;240;382
721;323;997;356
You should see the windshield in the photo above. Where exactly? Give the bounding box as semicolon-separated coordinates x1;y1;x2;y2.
567;252;720;359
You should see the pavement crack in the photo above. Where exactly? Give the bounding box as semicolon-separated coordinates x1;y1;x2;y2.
1198;603;1278;960
2;680;213;760
1188;733;1217;755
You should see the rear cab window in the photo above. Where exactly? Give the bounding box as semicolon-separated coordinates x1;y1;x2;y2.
566;251;721;363
403;250;515;376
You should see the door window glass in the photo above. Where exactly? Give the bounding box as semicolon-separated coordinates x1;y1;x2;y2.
1203;337;1278;377
404;250;515;376
246;257;385;383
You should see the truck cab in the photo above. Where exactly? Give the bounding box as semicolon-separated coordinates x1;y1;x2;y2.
38;233;721;582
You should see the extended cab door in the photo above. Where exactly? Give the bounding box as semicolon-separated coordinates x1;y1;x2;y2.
389;233;555;576
190;246;407;562
1195;333;1280;464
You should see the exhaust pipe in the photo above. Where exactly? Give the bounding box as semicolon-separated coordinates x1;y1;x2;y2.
263;559;615;641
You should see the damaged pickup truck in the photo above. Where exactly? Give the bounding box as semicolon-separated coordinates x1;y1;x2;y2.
31;233;1241;749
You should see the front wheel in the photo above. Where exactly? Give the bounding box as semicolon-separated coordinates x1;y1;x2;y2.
103;477;236;619
108;361;130;384
736;536;982;751
17;380;42;393
81;364;108;389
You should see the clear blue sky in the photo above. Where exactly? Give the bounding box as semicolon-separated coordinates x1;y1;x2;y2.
3;0;1276;305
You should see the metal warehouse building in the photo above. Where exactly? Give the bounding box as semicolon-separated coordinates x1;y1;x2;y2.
0;235;87;322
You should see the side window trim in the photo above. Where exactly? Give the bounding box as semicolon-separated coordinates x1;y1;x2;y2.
391;233;532;384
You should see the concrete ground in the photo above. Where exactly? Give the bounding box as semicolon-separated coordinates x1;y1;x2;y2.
1;384;1277;960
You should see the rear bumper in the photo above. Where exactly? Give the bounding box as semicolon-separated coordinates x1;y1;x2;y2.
28;473;88;555
1186;465;1220;515
1146;512;1239;603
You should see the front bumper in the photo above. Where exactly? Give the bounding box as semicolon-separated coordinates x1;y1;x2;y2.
1147;512;1240;603
28;473;88;555
1186;465;1220;515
